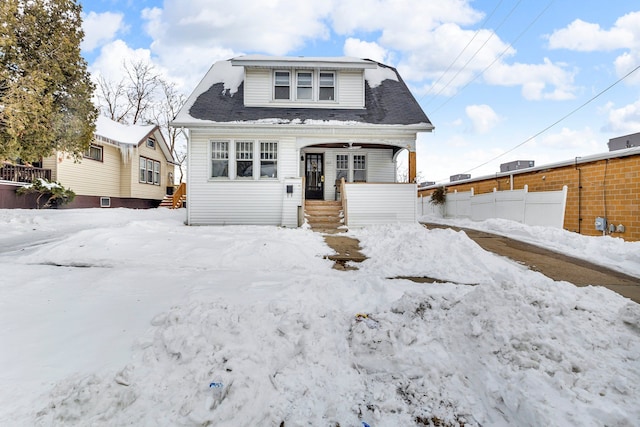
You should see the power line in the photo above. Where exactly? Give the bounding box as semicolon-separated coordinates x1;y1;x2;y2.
432;0;554;114
420;0;505;102
425;0;523;106
434;63;640;182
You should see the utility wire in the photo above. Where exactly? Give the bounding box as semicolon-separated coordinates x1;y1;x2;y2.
420;0;505;101
432;0;554;114
425;0;523;106
434;63;640;182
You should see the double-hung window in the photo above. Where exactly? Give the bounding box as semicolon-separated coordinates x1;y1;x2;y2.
260;141;278;178
274;71;290;100
236;141;253;178
319;72;335;101
296;72;312;100
139;156;160;185
211;141;229;178
353;155;366;182
336;154;348;182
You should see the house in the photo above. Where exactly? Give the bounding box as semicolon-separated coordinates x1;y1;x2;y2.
41;116;176;208
172;55;433;227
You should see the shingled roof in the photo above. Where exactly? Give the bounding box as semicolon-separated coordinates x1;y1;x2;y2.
174;58;432;128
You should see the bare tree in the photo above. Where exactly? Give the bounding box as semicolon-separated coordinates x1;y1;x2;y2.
153;78;187;182
95;74;130;122
125;60;159;125
94;59;188;182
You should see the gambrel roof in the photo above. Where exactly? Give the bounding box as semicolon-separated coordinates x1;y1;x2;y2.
172;56;432;129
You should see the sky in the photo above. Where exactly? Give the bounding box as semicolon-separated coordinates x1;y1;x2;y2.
1;208;639;425
77;0;640;183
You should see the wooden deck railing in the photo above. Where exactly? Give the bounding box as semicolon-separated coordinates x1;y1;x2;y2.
171;182;186;209
0;164;51;183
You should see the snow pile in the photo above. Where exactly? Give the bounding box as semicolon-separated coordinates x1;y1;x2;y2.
419;214;640;278
1;210;639;426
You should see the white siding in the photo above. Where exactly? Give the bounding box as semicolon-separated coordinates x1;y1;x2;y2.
187;131;301;226
337;70;364;108
244;68;271;105
344;183;417;226
243;68;365;109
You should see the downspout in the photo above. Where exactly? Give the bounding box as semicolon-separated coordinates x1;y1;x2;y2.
575;157;581;234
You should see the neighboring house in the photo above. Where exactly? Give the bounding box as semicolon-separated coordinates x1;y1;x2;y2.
418;146;640;242
42;116;176;208
172;55;433;226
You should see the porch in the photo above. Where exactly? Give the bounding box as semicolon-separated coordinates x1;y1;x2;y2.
0;163;51;184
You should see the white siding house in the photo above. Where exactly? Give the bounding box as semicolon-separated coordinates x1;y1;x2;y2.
172;55;433;226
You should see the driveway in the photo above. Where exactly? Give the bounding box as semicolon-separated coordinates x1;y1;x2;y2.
422;223;640;304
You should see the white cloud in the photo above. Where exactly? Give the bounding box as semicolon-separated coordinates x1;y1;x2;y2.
547;12;640;51
484;58;577;100
89;40;156;82
81;11;127;52
547;11;640;84
465;104;501;134
604;100;640;134
343;38;389;63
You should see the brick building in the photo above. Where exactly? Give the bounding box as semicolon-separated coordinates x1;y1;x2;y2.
418;146;640;241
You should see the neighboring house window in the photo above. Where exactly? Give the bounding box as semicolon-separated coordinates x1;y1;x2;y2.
146;138;156;149
84;144;103;161
319;72;335;101
236;141;253;178
211;141;229;178
336;154;348;182
260;141;278;178
296;72;312;100
139;156;160;185
274;71;290;100
353;155;366;182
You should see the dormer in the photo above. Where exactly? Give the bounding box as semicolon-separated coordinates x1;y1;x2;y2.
231;55;377;109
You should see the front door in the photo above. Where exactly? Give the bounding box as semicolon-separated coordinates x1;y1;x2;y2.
305;153;324;200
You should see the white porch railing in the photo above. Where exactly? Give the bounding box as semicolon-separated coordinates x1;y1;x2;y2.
343;182;417;227
418;185;568;229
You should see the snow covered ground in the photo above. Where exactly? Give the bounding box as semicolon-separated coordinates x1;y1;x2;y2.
0;208;638;426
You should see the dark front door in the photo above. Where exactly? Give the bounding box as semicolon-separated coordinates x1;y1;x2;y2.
305;153;324;200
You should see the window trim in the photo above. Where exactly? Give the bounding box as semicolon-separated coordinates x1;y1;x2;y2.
353;154;367;182
84;144;103;162
296;71;313;101
139;156;161;185
274;70;291;100
319;71;336;101
210;140;230;179
146;138;156;149
259;141;278;179
235;140;254;179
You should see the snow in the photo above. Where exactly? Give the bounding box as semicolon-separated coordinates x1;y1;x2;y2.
95;116;155;146
364;66;399;88
1;208;639;426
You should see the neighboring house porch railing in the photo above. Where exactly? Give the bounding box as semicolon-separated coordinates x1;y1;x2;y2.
171;182;186;209
0;163;51;183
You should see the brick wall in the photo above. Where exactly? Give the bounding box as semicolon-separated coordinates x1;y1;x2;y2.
419;153;640;241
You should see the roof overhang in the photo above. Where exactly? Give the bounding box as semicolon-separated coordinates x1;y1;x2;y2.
230;55;377;70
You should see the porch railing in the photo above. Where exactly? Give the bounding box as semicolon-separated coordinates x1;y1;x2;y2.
171;182;186;209
0;164;52;183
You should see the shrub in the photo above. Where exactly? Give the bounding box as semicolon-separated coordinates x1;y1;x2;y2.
429;186;447;205
17;178;76;209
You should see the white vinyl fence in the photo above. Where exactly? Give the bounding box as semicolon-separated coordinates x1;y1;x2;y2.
418;185;568;229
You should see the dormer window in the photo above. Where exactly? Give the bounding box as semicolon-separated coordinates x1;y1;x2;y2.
319;72;335;101
274;71;290;100
296;72;312;100
272;69;337;102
